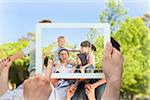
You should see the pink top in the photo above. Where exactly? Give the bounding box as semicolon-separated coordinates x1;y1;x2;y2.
87;52;96;67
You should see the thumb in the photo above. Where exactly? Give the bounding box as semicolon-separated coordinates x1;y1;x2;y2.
104;42;113;58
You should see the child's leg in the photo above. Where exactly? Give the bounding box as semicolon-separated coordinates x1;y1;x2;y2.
85;65;94;73
95;83;106;99
75;65;81;73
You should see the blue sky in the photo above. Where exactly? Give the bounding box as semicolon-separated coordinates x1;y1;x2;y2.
0;0;149;46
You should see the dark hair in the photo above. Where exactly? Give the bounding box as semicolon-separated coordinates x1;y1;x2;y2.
38;19;52;23
80;41;96;51
58;49;69;55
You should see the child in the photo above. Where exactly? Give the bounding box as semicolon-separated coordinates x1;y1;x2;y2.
53;36;66;64
79;41;96;73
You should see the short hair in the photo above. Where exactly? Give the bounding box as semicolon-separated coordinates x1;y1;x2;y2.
38;19;52;23
58;49;69;55
57;36;65;41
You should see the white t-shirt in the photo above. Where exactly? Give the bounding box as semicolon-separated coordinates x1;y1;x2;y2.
54;63;74;73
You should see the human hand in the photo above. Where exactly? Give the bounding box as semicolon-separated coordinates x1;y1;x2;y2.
23;63;52;100
101;42;123;100
85;84;96;100
80;66;85;73
0;57;12;71
23;75;52;100
45;59;53;79
66;84;77;100
102;42;123;84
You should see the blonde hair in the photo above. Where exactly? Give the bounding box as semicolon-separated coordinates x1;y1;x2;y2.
57;36;65;41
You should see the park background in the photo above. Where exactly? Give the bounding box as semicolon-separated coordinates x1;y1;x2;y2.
0;0;150;99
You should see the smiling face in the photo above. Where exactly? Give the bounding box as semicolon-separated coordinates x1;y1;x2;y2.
59;50;69;61
81;46;90;54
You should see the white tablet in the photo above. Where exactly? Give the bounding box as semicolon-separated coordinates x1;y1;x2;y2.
35;23;110;79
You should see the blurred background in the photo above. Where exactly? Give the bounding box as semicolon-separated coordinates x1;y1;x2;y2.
0;0;150;99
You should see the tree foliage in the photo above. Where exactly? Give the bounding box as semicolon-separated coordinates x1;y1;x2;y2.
113;18;150;96
0;33;32;87
99;0;127;33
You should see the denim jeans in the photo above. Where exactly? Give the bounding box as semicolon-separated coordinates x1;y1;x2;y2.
71;81;106;100
75;65;94;73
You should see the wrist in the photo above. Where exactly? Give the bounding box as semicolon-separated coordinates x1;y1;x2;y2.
88;95;96;100
107;76;121;88
0;68;9;76
106;79;121;96
91;84;97;89
66;96;71;100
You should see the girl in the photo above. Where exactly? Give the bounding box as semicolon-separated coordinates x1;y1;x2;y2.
79;41;96;73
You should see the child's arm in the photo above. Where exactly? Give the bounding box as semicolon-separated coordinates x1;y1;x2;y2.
80;52;95;73
68;49;80;52
80;56;95;73
91;78;106;89
68;56;81;66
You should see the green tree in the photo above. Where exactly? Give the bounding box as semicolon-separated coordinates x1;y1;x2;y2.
0;32;35;87
113;18;150;99
94;36;104;69
99;0;127;33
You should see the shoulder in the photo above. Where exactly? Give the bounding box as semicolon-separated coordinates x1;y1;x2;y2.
0;87;23;100
88;52;94;57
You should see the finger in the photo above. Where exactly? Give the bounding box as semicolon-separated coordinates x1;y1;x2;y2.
85;88;90;94
85;85;91;91
69;89;73;93
72;89;76;94
6;58;12;65
45;65;52;81
112;47;122;57
1;62;5;67
85;84;90;88
1;60;8;67
40;75;47;81
104;42;113;57
71;84;77;87
72;87;77;91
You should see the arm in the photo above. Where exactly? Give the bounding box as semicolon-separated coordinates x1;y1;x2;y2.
81;53;95;73
0;58;12;96
85;84;96;100
101;42;123;100
68;56;81;66
68;49;80;52
83;52;95;68
9;51;24;62
91;79;106;89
